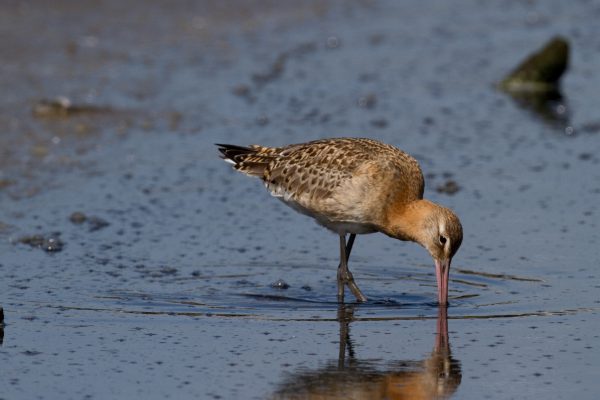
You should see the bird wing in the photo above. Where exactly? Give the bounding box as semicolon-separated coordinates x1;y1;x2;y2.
218;138;424;224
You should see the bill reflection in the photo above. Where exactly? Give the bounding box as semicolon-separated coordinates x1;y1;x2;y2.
271;307;461;400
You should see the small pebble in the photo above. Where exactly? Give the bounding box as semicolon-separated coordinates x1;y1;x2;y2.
18;234;64;252
436;180;461;195
87;216;110;232
271;279;290;290
69;212;87;224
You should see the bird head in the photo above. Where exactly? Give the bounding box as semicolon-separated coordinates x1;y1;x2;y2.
386;200;463;306
422;206;462;306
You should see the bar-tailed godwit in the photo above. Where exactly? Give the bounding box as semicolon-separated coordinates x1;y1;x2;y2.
217;138;462;305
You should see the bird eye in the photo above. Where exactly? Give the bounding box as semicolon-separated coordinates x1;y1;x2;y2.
439;236;447;245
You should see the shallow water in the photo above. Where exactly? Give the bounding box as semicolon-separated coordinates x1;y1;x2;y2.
1;1;600;399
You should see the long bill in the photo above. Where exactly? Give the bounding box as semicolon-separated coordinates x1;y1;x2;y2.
434;258;451;306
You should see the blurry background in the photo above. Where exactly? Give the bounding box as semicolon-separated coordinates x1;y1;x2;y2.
1;1;599;399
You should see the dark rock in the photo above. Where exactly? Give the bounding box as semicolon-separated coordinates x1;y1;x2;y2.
0;179;15;190
436;180;461;195
22;350;42;356
70;212;109;231
32;96;112;118
256;115;269;126
252;42;317;87
370;118;388;128
500;36;569;93
232;84;252;98
271;279;290;290
580;121;600;134
18;234;64;252
325;36;340;49
159;266;178;276
498;37;571;127
358;93;377;109
87;216;110;232
69;212;87;224
368;33;385;46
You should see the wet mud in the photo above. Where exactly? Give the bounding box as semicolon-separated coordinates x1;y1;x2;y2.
1;1;600;399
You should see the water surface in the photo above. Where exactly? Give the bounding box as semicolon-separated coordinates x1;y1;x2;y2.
1;1;599;399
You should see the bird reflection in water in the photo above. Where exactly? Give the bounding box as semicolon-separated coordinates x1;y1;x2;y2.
271;306;461;400
0;307;4;346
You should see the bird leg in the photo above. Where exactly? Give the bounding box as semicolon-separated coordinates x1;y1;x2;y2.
337;234;367;303
337;234;352;302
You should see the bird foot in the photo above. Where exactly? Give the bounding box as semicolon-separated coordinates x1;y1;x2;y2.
337;268;368;303
348;282;368;303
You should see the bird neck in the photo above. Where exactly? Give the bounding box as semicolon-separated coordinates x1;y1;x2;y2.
382;199;438;247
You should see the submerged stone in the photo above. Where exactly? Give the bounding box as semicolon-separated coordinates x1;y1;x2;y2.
87;216;110;232
436;180;461;195
32;96;112;118
18;234;64;252
70;212;110;231
69;211;87;224
271;279;290;290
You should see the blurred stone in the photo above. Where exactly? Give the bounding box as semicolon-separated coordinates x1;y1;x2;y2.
252;42;317;87
31;146;49;157
87;216;110;232
18;234;64;252
256;115;269;126
32;96;72;117
358;93;377;109
500;36;569;93
580;121;600;134
169;112;183;130
0;179;15;190
70;212;110;231
370;118;388;128
499;37;570;128
436;180;461;195
326;36;340;49
232;84;251;97
271;279;290;289
32;96;111;118
69;212;87;224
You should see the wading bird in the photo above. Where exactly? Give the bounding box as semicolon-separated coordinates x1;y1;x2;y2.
217;138;462;305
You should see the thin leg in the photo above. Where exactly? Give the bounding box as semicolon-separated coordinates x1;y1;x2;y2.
337;234;355;301
345;233;356;261
337;235;347;302
337;234;367;303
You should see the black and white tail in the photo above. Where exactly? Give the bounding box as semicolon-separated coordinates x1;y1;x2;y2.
216;143;277;178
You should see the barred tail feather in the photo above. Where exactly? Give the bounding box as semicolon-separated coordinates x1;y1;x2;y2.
216;143;271;178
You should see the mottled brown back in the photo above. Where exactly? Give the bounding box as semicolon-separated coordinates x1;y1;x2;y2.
217;138;425;228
